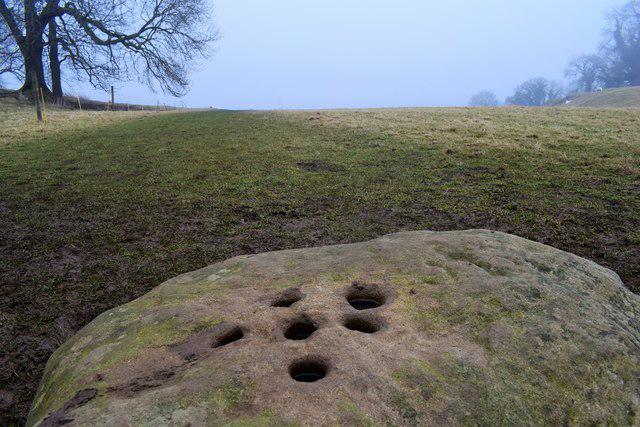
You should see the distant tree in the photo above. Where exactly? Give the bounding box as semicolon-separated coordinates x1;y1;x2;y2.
0;0;217;101
600;0;640;87
469;91;500;107
506;78;563;106
565;55;607;92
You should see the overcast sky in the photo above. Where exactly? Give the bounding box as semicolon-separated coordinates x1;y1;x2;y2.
71;0;622;109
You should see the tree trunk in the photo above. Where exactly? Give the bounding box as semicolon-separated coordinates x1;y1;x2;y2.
20;44;52;98
19;0;52;99
48;19;63;103
585;77;594;93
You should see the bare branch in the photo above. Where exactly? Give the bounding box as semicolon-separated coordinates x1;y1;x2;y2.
0;0;25;46
0;6;23;79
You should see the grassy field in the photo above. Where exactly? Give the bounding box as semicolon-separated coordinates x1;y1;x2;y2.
566;86;640;108
1;102;640;423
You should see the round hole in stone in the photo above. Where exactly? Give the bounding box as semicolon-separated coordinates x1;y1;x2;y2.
343;316;381;334
212;326;244;348
271;288;304;308
284;319;317;340
289;358;328;383
346;282;387;310
348;298;382;310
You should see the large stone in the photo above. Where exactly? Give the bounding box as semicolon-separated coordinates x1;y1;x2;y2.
28;230;640;426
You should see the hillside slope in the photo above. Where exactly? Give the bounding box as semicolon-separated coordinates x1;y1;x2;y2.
565;86;640;108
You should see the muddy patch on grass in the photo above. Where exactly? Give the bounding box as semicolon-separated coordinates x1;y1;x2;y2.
0;390;14;412
233;205;261;224
47;245;85;278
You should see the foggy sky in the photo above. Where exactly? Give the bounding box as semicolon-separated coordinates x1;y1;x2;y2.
66;0;624;109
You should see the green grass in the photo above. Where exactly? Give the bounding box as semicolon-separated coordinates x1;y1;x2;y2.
1;103;640;422
566;86;640;108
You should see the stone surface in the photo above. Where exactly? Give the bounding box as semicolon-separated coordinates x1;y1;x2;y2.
28;230;640;426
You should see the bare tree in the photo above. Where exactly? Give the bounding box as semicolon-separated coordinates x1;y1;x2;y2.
49;14;121;96
565;55;607;93
506;78;564;107
469;91;500;107
600;0;640;87
0;0;217;100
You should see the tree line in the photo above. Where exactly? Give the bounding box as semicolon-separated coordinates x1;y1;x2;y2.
0;0;217;102
470;0;640;107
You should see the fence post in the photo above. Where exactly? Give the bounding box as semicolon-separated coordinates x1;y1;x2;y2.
111;86;115;108
40;88;47;124
32;72;43;122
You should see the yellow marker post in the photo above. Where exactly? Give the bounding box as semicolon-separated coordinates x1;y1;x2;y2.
77;96;82;112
